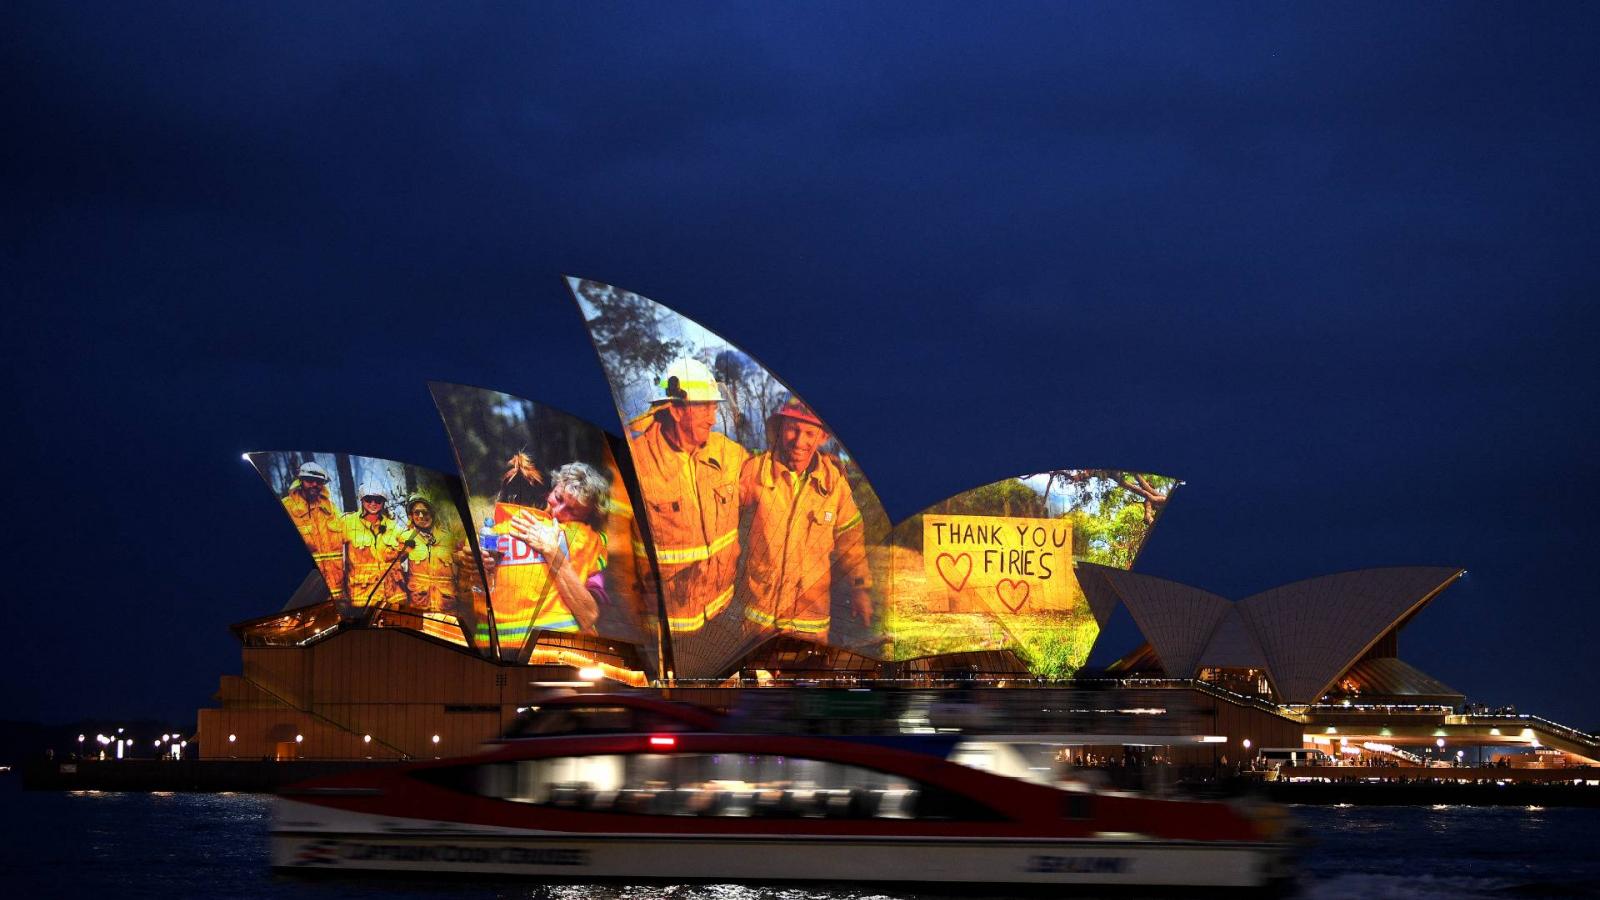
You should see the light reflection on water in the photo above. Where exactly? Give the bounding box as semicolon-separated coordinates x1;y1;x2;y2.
3;781;1598;899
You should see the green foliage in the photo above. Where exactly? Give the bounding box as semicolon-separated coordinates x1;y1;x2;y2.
1103;503;1151;567
1067;502;1151;567
886;612;1005;658
1041;470;1177;564
1014;616;1099;679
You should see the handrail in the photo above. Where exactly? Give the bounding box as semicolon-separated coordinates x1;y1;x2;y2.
1455;713;1599;746
237;673;410;759
669;675;1290;716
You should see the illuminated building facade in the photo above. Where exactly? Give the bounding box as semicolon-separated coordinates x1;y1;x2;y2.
196;280;1597;765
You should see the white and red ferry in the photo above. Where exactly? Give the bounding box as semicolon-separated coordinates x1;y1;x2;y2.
274;694;1297;890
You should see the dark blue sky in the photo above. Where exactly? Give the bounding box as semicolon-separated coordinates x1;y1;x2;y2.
6;2;1598;728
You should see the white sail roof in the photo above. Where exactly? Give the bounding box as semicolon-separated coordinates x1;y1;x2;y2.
1233;567;1464;705
1081;563;1231;678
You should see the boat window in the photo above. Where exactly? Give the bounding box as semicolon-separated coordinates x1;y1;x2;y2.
470;752;1001;821
632;711;703;732
507;706;636;737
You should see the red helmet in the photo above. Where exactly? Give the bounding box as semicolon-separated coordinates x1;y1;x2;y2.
773;394;823;428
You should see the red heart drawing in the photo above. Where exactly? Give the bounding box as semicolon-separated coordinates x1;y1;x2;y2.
935;552;972;592
996;579;1030;613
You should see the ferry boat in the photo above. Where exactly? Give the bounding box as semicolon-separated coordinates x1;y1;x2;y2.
273;694;1298;890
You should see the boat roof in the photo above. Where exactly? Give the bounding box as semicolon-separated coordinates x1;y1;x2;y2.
501;692;724;737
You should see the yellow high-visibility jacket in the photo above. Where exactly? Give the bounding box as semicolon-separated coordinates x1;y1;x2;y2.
398;526;458;613
282;483;346;599
488;502;607;653
628;422;747;632
339;512;406;609
736;452;869;642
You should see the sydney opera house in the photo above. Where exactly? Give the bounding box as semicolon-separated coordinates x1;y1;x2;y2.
198;279;1598;768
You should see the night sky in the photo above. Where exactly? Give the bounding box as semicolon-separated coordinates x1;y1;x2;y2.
7;3;1598;729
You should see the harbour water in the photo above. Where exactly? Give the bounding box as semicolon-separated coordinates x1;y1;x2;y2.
2;780;1597;898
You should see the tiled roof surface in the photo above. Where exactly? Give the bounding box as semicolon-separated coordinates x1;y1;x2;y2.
1234;567;1463;704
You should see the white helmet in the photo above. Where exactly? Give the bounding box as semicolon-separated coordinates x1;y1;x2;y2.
357;482;388;502
656;358;723;403
296;461;330;483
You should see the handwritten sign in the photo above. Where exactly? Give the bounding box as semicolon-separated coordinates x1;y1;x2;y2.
923;514;1080;614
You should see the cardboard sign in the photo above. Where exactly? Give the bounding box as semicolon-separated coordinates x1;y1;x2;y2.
922;514;1080;614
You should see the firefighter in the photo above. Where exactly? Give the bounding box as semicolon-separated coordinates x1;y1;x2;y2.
736;395;872;644
397;494;487;646
397;496;458;614
481;458;608;656
280;461;345;600
626;358;748;634
339;482;406;609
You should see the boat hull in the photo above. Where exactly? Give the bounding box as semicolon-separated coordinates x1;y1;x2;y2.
273;803;1293;888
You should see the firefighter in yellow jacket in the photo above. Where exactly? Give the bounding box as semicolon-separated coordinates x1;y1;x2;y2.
397;494;486;646
280;462;345;600
627;358;748;634
737;396;872;644
397;496;459;614
482;460;610;657
339;482;407;609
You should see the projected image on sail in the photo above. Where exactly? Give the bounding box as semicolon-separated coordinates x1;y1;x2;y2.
888;470;1178;677
430;382;660;672
569;278;890;678
246;451;487;650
